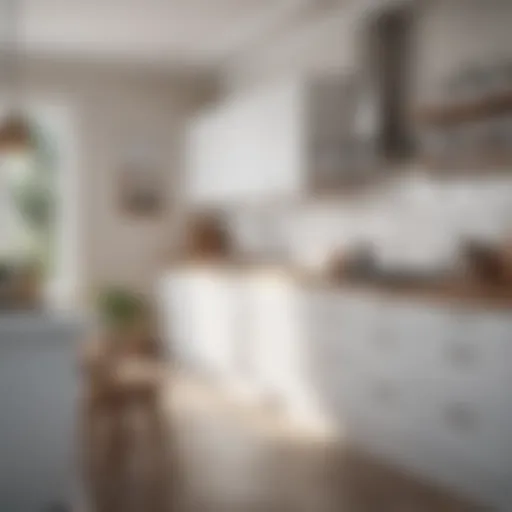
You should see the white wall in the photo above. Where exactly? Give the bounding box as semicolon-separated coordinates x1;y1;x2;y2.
224;0;512;102
223;2;358;93
415;0;512;102
4;58;215;304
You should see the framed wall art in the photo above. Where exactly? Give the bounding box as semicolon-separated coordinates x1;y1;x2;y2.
118;162;164;217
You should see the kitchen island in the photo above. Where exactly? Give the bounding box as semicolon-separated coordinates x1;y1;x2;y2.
160;262;512;510
0;312;84;512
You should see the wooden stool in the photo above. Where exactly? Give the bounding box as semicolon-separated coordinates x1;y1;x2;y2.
81;337;169;512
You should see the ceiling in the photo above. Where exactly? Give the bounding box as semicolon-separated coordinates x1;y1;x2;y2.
12;0;329;70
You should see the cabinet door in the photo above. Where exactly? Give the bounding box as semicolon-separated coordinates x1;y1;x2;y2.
159;273;195;366
237;81;304;199
185;270;252;383
246;276;316;415
187;80;304;203
412;309;512;476
187;112;227;203
163;270;246;381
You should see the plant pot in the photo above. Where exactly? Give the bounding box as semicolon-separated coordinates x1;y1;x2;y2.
15;264;42;309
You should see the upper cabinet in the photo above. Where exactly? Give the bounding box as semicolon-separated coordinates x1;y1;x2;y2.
186;75;367;204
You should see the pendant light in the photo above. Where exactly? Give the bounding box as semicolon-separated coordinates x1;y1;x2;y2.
0;0;32;153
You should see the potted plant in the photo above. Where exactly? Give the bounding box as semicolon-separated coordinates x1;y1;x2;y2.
96;287;151;355
83;287;153;399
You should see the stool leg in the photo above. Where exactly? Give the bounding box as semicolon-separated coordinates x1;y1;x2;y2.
81;397;105;512
101;400;131;512
143;394;174;512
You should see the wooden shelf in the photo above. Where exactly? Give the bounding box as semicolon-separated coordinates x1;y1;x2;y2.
420;152;512;172
415;90;512;126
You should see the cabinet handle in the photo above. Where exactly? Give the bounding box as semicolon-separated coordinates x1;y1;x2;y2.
444;403;477;432
446;342;476;368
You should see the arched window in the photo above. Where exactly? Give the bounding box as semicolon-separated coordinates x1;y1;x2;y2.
0;104;78;308
0;116;57;275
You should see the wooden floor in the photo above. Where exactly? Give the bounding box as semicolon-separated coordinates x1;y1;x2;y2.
84;371;482;512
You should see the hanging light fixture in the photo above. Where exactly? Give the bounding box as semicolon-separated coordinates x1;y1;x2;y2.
0;0;32;153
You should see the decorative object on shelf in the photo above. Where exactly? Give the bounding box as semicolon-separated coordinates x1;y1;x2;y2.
446;65;489;103
462;239;507;285
325;248;346;280
497;236;512;285
342;243;378;281
486;57;512;96
416;62;512;170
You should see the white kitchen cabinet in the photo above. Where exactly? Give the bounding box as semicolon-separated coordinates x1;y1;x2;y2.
159;268;243;381
160;268;322;417
159;272;195;367
160;266;512;509
186;75;353;204
307;290;512;510
244;273;318;417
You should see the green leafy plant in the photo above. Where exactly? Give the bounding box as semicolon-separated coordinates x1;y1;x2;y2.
96;287;147;330
8;118;57;274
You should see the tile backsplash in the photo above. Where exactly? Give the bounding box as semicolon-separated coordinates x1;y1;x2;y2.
229;172;512;273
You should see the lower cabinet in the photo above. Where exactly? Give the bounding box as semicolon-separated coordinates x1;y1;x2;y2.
160;268;512;510
160;269;318;414
160;268;243;382
244;274;318;416
308;294;512;510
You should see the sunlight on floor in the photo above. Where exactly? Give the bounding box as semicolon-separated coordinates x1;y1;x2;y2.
164;371;341;446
